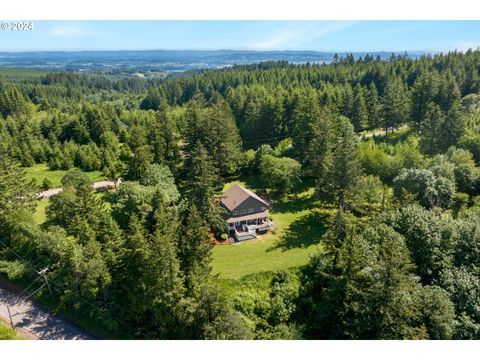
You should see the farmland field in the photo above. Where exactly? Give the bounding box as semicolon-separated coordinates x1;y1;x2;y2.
0;68;47;78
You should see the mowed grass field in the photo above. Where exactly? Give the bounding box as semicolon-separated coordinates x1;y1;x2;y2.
212;181;329;279
24;163;105;188
32;198;49;225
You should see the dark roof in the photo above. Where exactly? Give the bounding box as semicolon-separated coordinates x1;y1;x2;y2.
220;184;269;211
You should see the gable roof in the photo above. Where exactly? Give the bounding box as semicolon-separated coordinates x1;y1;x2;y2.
220;184;269;211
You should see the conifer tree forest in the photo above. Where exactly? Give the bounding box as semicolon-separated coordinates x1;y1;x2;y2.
2;50;480;339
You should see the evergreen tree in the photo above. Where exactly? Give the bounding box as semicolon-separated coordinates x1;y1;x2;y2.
46;171;105;243
316;116;363;209
362;225;427;339
305;107;333;179
442;104;466;151
290;88;322;162
341;84;354;120
365;82;382;129
297;222;370;339
0;150;35;243
411;71;440;131
185;99;242;177
149;105;180;171
351;84;369;131
420;103;445;154
178;204;213;292
382;77;410;131
185;141;224;232
419;102;465;155
146;204;187;339
437;71;461;114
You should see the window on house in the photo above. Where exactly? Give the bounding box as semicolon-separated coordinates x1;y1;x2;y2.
240;209;247;214
247;208;254;213
233;210;239;215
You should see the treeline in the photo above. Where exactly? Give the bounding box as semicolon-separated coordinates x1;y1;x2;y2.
1;51;480;180
141;50;479;146
1;50;480;339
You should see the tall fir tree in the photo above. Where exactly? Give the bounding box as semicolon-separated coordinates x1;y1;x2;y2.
365;82;383;129
290;88;323;162
351;84;369;131
362;225;427;339
316;116;363;209
185;141;225;233
411;71;440;131
382;77;410;132
178;203;213;293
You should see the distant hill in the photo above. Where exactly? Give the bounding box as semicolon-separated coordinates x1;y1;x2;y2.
0;50;427;73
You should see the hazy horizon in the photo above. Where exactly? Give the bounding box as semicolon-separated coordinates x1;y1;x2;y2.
0;21;479;53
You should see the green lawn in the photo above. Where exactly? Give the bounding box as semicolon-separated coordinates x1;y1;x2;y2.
32;198;49;225
212;182;329;279
24;163;105;189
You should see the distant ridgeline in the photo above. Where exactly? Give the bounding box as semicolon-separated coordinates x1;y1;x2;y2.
0;50;423;72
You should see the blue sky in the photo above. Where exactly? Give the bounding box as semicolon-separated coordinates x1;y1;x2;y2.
0;21;479;52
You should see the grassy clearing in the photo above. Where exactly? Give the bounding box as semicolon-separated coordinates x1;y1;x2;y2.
24;163;105;189
212;181;329;279
32;192;113;226
32;198;49;225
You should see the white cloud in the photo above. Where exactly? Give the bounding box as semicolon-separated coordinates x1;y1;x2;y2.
50;25;88;38
420;40;480;53
251;21;358;50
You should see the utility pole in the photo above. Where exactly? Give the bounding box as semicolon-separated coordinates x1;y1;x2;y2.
6;304;15;329
37;267;53;297
12;267;52;305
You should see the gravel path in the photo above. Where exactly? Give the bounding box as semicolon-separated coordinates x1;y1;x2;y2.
37;180;116;199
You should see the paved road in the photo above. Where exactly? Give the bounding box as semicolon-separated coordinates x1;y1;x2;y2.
37;180;117;199
0;287;94;340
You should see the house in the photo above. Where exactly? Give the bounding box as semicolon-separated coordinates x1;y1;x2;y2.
220;184;273;241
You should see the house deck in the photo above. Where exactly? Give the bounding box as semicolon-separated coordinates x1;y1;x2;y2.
231;219;273;242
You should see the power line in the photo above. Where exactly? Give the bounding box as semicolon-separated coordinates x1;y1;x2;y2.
38;267;53;298
22;282;46;302
0;238;136;337
15;275;41;301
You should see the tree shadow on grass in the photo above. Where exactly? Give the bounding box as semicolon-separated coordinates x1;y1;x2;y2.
223;174;264;192
269;210;329;251
272;192;317;214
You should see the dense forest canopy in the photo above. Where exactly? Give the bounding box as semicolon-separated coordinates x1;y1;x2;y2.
1;50;480;339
